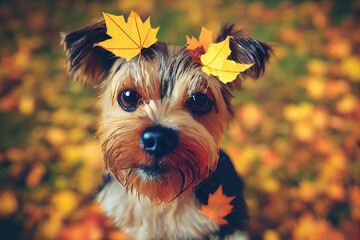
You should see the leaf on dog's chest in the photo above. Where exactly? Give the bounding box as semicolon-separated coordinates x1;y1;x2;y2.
93;11;159;61
200;185;236;225
200;36;253;84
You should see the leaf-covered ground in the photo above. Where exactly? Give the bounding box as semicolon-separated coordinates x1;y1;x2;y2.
0;0;359;239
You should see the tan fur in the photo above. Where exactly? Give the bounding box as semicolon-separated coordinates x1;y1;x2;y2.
98;179;248;240
98;178;219;239
97;58;231;204
63;21;271;239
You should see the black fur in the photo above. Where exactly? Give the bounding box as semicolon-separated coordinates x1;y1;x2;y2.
63;21;270;99
63;21;167;85
64;19;270;240
158;47;196;100
195;150;248;237
62;21;117;85
217;24;272;80
98;172;112;192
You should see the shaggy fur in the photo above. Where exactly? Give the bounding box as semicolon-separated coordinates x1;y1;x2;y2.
62;17;271;239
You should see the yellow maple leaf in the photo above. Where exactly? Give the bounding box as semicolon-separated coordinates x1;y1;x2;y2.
201;185;236;225
200;36;253;83
186;27;213;52
93;11;159;61
186;27;213;64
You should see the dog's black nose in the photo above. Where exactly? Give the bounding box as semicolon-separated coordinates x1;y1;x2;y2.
140;125;178;159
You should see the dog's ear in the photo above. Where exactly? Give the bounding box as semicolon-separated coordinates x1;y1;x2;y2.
61;20;118;85
216;24;272;89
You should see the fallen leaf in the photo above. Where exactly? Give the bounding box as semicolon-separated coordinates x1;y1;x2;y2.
311;220;346;240
326;182;345;202
278;27;302;45
283;102;314;122
186;27;213;64
0;190;18;216
335;94;357;114
340;56;360;82
46;127;68;146
94;11;159;61
326;80;350;99
200;36;253;83
350;186;360;220
298;180;317;202
292;214;316;240
26;164;46;188
108;230;131;240
18;95;35;115
264;229;281;240
305;76;325;100
306;59;328;76
237;102;264;129
51;191;79;216
293;121;314;142
201;185;235;225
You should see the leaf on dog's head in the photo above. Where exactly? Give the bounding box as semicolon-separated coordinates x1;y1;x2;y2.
186;27;213;64
93;11;159;61
201;185;236;225
200;36;253;83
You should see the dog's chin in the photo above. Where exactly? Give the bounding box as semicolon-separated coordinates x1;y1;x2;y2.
134;166;167;181
111;165;191;205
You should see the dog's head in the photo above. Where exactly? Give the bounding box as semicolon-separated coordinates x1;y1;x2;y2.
62;19;271;205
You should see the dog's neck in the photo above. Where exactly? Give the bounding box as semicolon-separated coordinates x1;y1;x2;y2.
97;150;249;239
97;178;219;239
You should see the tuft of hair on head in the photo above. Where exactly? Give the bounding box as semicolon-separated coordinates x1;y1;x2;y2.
61;20;166;86
216;24;272;90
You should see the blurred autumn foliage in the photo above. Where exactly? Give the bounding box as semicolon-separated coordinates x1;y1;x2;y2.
0;0;359;239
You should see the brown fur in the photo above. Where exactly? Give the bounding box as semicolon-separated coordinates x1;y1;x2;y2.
98;59;225;204
62;20;271;239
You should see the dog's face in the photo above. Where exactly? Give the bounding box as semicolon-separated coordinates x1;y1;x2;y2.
98;51;230;204
63;21;271;204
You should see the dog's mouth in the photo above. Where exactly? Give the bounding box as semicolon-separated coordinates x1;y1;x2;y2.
134;165;167;180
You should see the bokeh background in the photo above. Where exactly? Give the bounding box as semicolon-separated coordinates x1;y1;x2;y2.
1;0;359;239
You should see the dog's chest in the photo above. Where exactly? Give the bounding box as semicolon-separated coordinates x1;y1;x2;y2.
97;179;219;240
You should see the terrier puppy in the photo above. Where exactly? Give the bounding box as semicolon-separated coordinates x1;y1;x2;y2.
62;16;271;240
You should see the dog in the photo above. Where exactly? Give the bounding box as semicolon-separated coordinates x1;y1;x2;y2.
62;13;271;239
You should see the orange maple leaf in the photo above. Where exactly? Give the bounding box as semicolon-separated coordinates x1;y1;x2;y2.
200;185;236;225
186;27;213;64
93;11;159;61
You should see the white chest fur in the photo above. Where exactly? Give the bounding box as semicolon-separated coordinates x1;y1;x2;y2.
97;179;220;240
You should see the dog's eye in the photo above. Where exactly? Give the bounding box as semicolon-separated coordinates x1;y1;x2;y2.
117;89;141;112
186;92;213;115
